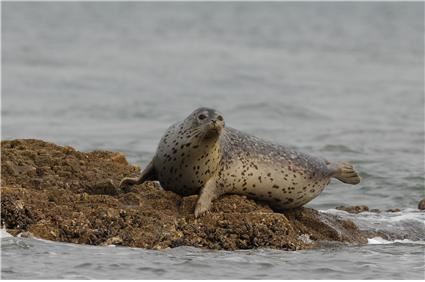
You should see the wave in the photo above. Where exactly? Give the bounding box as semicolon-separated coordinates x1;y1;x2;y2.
321;208;425;241
367;237;425;245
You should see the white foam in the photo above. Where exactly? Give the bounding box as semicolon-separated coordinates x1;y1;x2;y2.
298;234;313;244
0;227;13;238
367;237;425;245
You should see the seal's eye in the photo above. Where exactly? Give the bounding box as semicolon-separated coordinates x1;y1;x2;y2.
198;114;207;120
217;115;223;121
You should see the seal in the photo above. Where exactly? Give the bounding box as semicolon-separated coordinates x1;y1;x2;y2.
120;107;361;217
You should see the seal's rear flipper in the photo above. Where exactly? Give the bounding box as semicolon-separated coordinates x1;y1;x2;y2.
330;162;361;185
119;160;157;189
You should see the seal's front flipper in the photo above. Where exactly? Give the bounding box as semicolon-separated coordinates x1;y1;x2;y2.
119;160;157;189
330;162;361;185
194;178;219;218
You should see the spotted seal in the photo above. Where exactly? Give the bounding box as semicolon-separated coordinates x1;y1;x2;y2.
120;107;361;217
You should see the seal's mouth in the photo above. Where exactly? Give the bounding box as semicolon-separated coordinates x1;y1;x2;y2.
208;122;221;131
202;121;223;139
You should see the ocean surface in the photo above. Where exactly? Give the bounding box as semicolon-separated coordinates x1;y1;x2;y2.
2;2;424;280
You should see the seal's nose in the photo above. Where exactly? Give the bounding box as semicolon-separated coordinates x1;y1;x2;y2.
208;120;221;131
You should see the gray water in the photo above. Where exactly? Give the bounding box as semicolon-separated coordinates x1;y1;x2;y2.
2;2;424;280
1;232;424;280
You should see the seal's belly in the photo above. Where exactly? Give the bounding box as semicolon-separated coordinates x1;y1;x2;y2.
217;159;331;209
156;164;212;196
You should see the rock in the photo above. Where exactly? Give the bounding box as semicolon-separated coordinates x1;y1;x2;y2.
1;139;370;250
418;198;425;210
386;208;401;213
86;180;120;196
336;206;405;214
104;236;123;246
0;139;140;194
18;231;34;238
336;205;370;214
111;153;128;165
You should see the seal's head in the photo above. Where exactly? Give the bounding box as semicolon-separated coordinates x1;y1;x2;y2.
187;107;225;139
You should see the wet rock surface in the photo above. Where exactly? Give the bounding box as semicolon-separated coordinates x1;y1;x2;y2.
418;198;425;210
336;205;405;214
1;139;370;250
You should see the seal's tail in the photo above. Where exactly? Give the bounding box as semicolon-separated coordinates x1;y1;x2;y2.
331;162;361;184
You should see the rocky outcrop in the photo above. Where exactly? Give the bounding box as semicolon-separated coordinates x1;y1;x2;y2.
1;139;368;250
